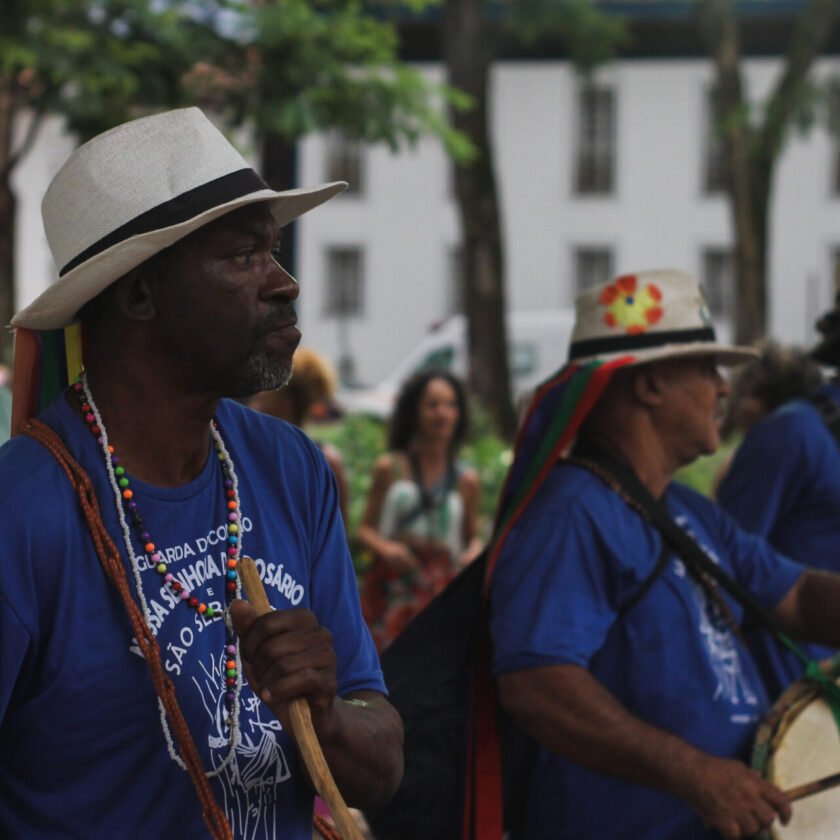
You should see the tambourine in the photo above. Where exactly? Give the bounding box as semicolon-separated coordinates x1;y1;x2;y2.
751;655;840;839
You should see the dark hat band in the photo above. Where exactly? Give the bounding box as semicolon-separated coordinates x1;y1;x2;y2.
569;326;717;360
59;168;269;276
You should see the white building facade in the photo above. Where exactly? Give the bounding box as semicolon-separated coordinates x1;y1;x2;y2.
14;55;840;388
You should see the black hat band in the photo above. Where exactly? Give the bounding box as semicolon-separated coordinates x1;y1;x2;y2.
59;168;268;277
569;326;717;360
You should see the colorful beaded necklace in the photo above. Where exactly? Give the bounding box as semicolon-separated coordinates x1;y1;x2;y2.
75;374;242;777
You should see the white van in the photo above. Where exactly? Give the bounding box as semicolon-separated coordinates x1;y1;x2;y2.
337;309;576;418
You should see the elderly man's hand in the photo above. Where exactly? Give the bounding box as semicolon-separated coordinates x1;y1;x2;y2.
228;600;403;808
680;754;792;839
229;602;339;737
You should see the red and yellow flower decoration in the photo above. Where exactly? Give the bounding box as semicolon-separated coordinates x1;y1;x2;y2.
599;274;663;334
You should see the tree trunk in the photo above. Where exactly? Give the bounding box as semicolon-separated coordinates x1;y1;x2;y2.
261;131;299;277
443;0;517;439
0;78;18;364
700;0;765;345
700;0;838;345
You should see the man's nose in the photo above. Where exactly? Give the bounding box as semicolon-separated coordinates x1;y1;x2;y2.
263;258;300;301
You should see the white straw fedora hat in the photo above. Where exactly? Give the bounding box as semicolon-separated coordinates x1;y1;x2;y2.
12;107;347;330
567;269;757;366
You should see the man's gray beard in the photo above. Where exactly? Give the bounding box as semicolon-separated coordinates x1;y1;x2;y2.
239;351;293;395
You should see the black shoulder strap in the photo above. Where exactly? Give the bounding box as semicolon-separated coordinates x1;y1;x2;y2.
618;538;671;617
558;457;676;618
569;446;787;642
569;444;840;715
394;451;458;534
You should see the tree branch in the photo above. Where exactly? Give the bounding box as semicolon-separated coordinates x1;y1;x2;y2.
758;0;838;169
3;105;46;180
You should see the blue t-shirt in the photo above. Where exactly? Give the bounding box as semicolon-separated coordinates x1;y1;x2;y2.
717;383;840;696
0;396;384;839
490;463;802;840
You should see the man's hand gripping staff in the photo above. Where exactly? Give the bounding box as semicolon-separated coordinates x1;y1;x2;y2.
235;557;364;840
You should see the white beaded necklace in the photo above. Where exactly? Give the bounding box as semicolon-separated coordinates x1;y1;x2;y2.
80;374;242;777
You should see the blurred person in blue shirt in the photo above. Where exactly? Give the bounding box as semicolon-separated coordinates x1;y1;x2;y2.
718;305;840;698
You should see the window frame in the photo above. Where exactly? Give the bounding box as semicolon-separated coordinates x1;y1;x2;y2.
324;245;365;318
325;130;364;196
574;84;616;196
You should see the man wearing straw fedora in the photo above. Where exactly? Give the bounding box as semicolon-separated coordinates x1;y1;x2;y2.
485;270;840;839
0;108;402;838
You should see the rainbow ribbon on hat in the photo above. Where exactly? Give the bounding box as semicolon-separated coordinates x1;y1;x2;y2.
11;325;84;435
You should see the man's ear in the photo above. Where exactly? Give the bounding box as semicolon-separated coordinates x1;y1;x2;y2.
112;267;156;321
631;364;668;407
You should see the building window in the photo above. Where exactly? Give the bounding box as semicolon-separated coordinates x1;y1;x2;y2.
325;131;363;195
447;245;465;315
835;148;840;196
574;86;615;195
324;247;364;317
702;247;735;318
703;87;726;194
574;246;614;295
832;89;840;196
834;134;840;197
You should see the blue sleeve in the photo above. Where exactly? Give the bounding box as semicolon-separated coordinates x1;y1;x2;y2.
707;497;804;610
489;479;639;675
0;441;70;724
717;408;816;537
0;593;32;720
307;443;386;696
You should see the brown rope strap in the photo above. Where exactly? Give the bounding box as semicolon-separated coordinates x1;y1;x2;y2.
20;418;233;840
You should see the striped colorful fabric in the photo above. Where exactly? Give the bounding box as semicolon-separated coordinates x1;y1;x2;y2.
484;354;635;591
11;325;84;435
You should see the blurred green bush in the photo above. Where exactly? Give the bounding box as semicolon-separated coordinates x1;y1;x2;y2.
673;438;738;498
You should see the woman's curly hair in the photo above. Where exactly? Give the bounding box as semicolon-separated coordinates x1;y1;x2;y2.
387;368;469;454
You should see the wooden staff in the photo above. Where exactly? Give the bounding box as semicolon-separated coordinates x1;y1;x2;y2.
784;770;840;803
239;557;363;840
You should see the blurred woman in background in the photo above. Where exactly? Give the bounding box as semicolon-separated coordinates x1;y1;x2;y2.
358;369;482;651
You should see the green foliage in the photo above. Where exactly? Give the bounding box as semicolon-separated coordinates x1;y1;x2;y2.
185;0;477;162
310;413;387;535
508;0;628;74
459;397;513;527
460;427;512;530
3;0;227;140
781;75;840;139
4;0;472;156
673;439;737;499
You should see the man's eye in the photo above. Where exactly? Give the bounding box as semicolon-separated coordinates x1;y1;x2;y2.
233;250;254;266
